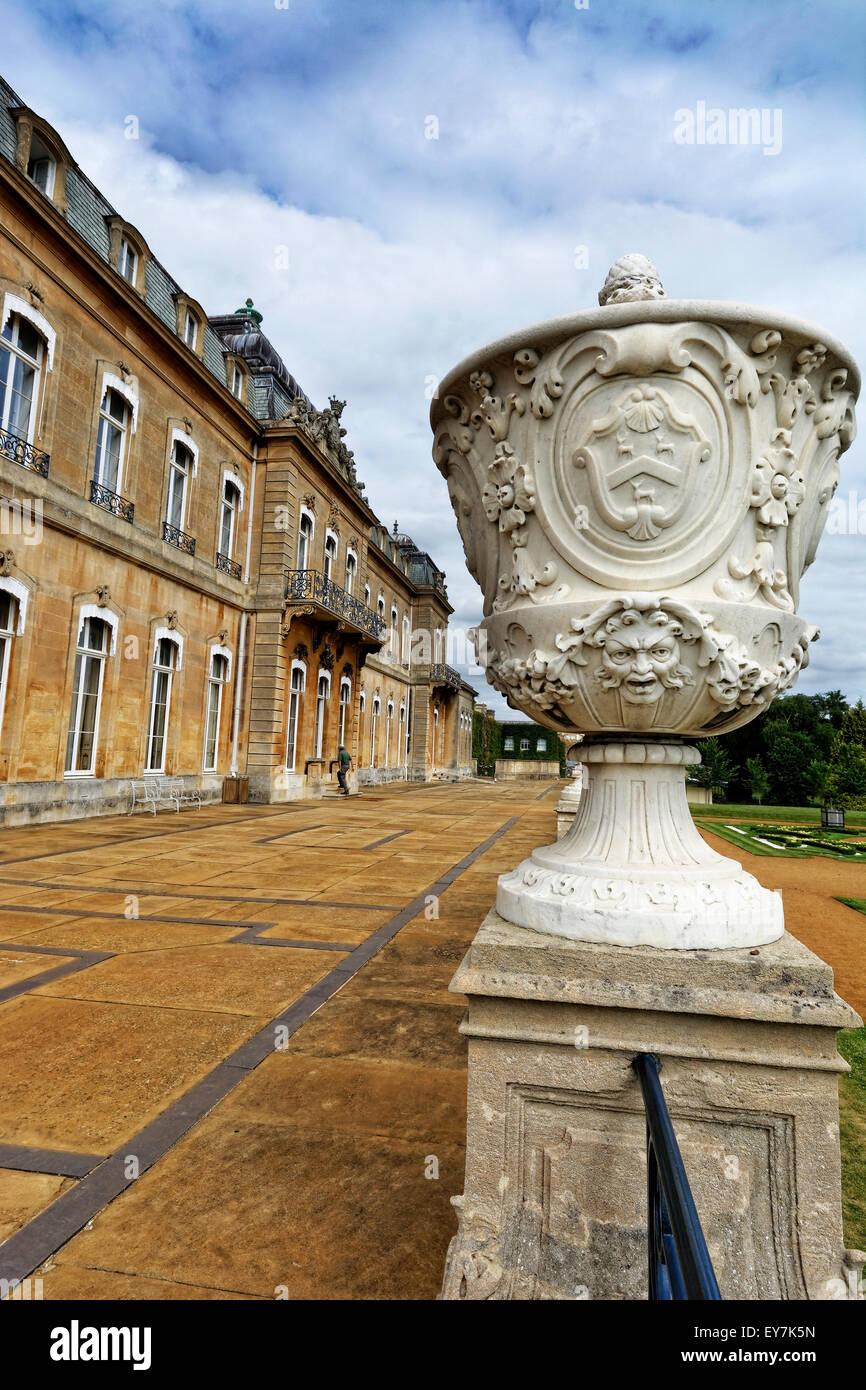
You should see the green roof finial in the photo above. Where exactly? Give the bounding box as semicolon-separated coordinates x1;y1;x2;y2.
235;297;263;325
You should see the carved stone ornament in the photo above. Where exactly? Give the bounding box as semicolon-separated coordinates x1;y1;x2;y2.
320;643;335;671
431;256;859;949
96;585;111;607
165;609;178;629
0;549;14;575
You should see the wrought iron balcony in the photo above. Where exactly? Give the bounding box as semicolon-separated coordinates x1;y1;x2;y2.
90;479;134;522
216;551;242;580
285;569;385;639
162;520;196;555
0;426;50;477
431;662;461;690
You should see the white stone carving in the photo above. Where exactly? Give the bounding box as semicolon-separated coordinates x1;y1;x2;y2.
432;257;859;948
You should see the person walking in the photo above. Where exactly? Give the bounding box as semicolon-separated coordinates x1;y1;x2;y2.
337;744;353;796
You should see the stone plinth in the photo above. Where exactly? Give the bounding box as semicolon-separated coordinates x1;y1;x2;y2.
441;910;863;1301
556;767;583;839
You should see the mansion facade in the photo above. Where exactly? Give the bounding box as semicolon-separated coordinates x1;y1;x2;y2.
0;77;474;824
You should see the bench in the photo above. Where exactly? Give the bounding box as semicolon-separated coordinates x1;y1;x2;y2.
128;777;202;815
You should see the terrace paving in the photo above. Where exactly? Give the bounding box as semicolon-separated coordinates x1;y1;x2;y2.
0;782;861;1299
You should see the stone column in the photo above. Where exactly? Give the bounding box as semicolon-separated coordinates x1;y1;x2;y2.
442;909;862;1301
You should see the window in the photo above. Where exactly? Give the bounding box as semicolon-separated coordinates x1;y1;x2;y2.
339;678;351;746
434;629;443;663
537;737;547;751
399;704;406;763
297;512;313;570
286;664;305;770
0;314;44;442
203;651;229;771
385;700;394;766
370;696;380;766
345;551;357;594
324;533;337;581
184;312;198;350
364;583;371;608
94;388;129;492
432;706;439;767
65;615;109;774
377;595;385;625
26;134;55;195
401;616;410;664
145;637;179;772
166;440;192;531
503;737;514;752
219;479;240;558
118;238;138;286
231;365;244;400
390;607;398;661
315;673;329;758
520;738;530;752
0;591;18;747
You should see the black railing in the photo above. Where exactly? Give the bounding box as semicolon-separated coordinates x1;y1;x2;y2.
216;551;242;580
90;479;134;522
0;426;50;476
632;1053;721;1301
431;662;461;690
285;569;385;639
163;520;196;555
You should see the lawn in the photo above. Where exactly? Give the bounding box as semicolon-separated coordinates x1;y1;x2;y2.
838;1027;866;1256
695;820;866;861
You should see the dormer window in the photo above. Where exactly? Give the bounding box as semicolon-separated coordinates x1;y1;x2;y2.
232;365;245;399
118;239;138;285
26;134;55;196
184;312;198;351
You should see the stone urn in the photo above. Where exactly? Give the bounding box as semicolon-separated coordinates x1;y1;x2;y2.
433;255;858;948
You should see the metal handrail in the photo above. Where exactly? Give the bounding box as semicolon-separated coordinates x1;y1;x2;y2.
632;1053;721;1301
0;426;50;476
90;479;134;522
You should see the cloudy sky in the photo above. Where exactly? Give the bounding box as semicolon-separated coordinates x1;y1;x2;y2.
1;0;864;716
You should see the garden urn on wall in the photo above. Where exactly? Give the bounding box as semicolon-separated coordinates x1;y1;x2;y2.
432;256;858;948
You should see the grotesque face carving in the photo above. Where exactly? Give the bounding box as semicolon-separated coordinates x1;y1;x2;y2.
596;609;690;704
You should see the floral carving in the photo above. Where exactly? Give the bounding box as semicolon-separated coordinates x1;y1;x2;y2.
513;347;564;418
750;432;805;527
483;442;534;535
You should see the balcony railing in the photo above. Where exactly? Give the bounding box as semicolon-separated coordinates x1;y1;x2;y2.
285;569;385;639
216;551;242;580
431;662;461;690
0;427;50;477
163;521;196;555
633;1053;721;1300
90;479;134;522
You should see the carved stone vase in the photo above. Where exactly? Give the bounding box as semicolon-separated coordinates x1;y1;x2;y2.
433;256;858;948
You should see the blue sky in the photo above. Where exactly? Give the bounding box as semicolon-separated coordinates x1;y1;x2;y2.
1;0;864;715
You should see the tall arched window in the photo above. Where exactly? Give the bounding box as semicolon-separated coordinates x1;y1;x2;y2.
65;615;111;774
166;440;192;532
0;314;44;444
315;671;330;758
370;696;380;767
146;636;180;772
434;628;443;664
286;663;305;770
324;532;338;581
399;703;406;765
401;616;410;665
345;551;357;594
339;677;351;746
0;590;19;747
94;387;130;494
219;479;240;559
26;133;56;195
385;700;394;766
297;512;313;570
432;705;439;768
203;650;229;772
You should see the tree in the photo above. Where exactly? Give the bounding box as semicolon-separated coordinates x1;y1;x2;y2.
763;726;825;805
693;739;736;800
745;755;770;805
826;705;866;808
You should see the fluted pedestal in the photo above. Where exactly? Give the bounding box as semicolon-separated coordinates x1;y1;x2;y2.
497;740;783;949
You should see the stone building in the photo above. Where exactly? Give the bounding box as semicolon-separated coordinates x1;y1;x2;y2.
0;76;473;823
